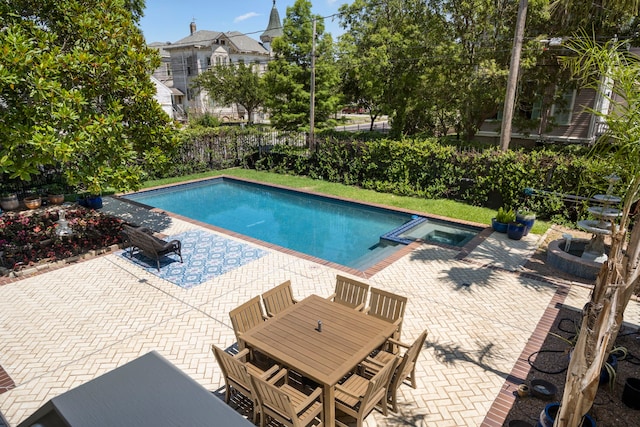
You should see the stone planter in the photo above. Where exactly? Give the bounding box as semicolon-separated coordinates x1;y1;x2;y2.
0;193;19;211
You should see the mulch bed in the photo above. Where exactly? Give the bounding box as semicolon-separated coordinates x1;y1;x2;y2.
505;225;640;427
504;303;640;427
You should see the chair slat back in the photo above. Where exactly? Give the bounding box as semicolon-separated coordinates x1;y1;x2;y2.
250;375;298;426
229;295;265;340
211;344;252;393
333;275;369;309
262;280;296;317
367;287;407;325
396;330;428;384
361;356;398;416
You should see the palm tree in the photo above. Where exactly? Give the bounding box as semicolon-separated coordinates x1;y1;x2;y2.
553;34;640;427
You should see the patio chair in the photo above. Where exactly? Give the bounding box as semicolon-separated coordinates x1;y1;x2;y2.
120;224;182;271
365;287;407;346
211;344;279;423
250;368;323;427
360;330;428;412
328;275;369;311
262;280;298;317
334;356;398;427
229;295;267;349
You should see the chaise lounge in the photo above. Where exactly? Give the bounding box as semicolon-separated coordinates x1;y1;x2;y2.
121;224;183;271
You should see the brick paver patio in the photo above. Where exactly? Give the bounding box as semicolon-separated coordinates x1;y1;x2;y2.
1;200;638;427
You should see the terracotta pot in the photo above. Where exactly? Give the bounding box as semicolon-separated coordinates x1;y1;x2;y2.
24;196;42;210
48;194;65;205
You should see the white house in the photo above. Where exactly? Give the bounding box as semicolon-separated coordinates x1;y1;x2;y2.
147;2;282;122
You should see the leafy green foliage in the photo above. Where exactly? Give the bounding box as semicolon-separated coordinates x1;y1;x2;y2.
264;0;341;132
495;207;516;223
257;135;621;223
192;63;266;123
0;0;178;194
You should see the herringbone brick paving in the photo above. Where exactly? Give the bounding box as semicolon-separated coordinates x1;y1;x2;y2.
1;216;638;427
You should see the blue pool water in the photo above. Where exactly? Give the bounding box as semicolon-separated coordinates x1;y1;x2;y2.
124;178;480;270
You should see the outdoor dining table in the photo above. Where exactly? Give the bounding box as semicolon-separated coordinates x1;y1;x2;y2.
241;294;398;425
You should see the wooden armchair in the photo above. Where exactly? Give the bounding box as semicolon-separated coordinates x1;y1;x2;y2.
365;287;407;345
328;275;369;311
334;356;398;427
250;368;323;427
211;344;279;423
262;280;298;317
229;295;267;349
360;330;428;412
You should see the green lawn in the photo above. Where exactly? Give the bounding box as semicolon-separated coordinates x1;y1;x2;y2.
143;168;550;234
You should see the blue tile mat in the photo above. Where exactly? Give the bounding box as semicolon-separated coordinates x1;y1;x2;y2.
118;229;268;289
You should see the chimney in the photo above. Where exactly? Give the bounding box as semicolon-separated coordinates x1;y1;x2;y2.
190;20;196;35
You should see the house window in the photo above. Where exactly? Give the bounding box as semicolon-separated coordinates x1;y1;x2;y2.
166;63;171;76
206;57;211;67
550;89;576;126
187;66;191;76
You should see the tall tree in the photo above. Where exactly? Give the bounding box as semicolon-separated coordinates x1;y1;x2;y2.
0;0;177;195
338;0;444;137
555;35;640;427
192;62;266;124
263;0;340;133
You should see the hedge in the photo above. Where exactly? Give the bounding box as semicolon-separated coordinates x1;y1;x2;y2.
153;127;621;225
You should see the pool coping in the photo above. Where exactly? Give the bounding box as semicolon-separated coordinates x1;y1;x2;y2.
115;175;491;278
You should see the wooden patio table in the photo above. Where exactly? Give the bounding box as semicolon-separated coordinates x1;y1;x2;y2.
241;294;398;426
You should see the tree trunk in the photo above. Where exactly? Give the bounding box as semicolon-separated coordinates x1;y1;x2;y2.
555;220;640;426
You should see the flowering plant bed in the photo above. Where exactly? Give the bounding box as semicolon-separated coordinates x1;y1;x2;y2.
0;206;124;272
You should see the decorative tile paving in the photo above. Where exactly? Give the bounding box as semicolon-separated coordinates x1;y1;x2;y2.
117;229;268;288
2;212;639;427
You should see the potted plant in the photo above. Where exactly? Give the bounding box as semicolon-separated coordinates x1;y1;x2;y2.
0;192;19;211
507;221;527;240
551;325;628;390
46;184;66;205
76;182;103;209
23;194;42;210
516;209;536;235
492;207;515;233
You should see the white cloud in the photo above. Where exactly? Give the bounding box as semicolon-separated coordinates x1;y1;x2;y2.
234;12;259;23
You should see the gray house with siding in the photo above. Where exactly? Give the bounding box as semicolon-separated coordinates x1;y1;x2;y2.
477;85;609;147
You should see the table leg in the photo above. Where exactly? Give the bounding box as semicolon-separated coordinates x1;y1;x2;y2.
323;383;335;426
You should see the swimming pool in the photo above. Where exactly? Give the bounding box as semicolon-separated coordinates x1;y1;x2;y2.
123;178;482;270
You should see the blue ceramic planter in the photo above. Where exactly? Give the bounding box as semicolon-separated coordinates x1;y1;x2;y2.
516;213;536;235
491;218;508;233
537;403;595;427
507;222;527;240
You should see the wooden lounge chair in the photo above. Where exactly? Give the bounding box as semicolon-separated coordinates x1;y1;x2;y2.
365;287;407;345
211;344;279;423
360;330;428;412
328;275;369;311
262;280;298;317
229;295;267;349
334;356;398;427
120;224;182;271
250;368;323;427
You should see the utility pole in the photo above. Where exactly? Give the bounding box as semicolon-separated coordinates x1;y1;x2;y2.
309;18;316;151
499;0;528;152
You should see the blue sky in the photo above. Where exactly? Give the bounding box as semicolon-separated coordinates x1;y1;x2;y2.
139;0;353;44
